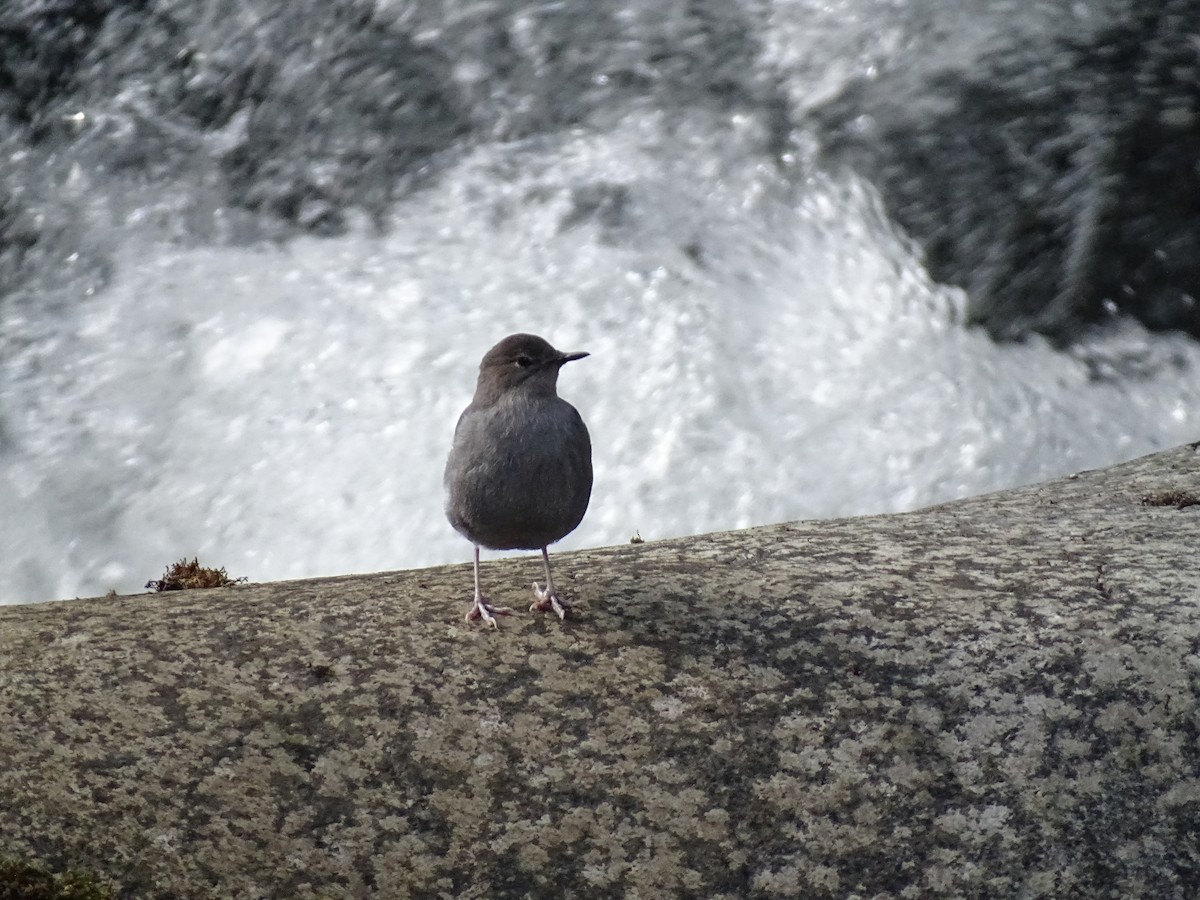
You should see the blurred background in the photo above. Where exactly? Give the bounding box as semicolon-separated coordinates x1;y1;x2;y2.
2;0;1197;604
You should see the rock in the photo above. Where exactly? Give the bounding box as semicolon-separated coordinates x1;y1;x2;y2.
2;442;1199;898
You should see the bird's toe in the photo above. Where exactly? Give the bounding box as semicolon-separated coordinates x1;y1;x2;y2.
529;583;570;621
466;598;514;628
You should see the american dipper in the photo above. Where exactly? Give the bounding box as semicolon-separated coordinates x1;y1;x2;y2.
444;333;593;627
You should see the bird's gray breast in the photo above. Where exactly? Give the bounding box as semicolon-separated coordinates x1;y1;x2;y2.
444;394;592;550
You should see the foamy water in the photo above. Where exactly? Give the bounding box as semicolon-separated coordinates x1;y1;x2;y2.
2;114;1196;603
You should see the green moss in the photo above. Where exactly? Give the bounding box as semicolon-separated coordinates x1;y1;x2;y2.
0;858;114;900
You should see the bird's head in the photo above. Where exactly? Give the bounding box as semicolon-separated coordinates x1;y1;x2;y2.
475;333;588;399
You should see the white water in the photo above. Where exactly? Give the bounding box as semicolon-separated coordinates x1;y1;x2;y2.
2;112;1197;603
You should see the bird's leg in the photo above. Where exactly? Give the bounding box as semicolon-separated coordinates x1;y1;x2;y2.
465;544;513;628
530;547;570;620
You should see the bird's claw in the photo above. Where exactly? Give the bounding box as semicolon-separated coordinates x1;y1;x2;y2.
529;582;569;621
466;598;514;629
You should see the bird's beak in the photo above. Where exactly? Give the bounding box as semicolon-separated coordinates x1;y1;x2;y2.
559;351;589;364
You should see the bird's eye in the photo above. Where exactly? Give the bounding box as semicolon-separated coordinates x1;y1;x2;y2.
515;355;534;368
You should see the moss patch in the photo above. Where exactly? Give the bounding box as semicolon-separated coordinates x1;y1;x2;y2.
0;858;114;900
1141;490;1200;509
145;557;246;591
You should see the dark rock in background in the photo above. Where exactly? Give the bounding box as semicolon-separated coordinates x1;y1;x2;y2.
0;0;471;237
1;0;1198;343
814;0;1200;342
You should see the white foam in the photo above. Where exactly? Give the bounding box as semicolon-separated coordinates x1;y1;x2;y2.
3;114;1198;603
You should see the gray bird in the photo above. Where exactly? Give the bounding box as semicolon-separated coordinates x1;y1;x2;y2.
444;333;593;627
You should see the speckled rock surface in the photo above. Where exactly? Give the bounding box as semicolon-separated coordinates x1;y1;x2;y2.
2;443;1199;899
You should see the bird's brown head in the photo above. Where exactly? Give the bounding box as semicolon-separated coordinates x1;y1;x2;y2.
473;333;588;402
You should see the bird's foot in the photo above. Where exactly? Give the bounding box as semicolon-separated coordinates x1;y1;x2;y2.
530;582;570;621
465;597;514;629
